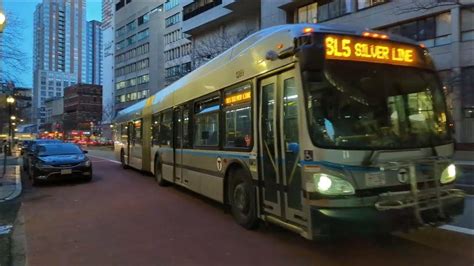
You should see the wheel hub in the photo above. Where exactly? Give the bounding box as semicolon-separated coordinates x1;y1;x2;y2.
234;183;249;213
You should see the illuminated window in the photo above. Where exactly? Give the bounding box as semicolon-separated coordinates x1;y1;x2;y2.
357;0;387;10
297;3;318;24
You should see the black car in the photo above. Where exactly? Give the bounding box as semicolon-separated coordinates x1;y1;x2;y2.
29;143;92;185
22;139;62;170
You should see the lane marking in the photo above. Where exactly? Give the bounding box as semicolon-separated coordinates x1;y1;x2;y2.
88;155;121;164
439;225;474;236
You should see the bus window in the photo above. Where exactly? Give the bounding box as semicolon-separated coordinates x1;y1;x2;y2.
194;95;220;147
223;83;252;148
121;123;128;142
152;113;160;145
133;119;142;144
160;110;173;146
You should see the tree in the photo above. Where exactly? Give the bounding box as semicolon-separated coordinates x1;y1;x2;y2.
192;26;255;69
0;12;28;84
102;102;115;124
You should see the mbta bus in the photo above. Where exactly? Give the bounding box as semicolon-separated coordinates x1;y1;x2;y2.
113;24;465;239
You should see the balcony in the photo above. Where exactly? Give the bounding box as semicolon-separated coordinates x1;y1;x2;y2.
183;0;223;21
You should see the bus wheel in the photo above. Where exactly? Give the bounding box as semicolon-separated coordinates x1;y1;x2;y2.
229;168;259;229
155;160;168;186
120;150;129;169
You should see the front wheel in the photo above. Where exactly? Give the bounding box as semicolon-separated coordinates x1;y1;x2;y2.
155;160;169;186
228;168;259;229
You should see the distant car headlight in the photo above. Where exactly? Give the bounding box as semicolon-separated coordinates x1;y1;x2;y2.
307;173;355;196
440;164;456;184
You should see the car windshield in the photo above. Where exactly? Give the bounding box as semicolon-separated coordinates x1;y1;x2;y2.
37;144;83;156
305;61;452;149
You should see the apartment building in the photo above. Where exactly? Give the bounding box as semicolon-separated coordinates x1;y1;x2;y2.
86;20;103;85
102;0;115;127
260;0;473;144
163;0;193;85
114;0;165;113
181;0;260;68
63;83;102;132
33;0;88;127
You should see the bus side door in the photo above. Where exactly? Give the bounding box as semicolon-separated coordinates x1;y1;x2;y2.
258;69;305;225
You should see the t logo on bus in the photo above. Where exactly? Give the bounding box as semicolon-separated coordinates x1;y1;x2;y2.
398;168;409;183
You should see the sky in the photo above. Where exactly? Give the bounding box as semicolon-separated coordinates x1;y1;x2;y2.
2;0;102;88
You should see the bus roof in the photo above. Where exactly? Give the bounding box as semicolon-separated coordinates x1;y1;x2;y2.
114;24;419;123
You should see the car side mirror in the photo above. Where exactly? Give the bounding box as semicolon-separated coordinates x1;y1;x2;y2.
83;150;88;154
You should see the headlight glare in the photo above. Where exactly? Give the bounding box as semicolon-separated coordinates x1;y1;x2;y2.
311;173;355;196
440;164;456;184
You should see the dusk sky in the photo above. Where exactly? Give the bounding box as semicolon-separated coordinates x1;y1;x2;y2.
2;0;102;88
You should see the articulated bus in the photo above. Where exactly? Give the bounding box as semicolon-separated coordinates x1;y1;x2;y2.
113;24;465;239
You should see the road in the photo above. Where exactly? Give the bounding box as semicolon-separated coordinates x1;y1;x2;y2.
18;149;474;266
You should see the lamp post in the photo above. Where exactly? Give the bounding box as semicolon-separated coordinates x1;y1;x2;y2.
6;96;15;156
0;10;6;33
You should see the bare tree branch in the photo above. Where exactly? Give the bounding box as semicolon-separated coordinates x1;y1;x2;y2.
0;12;28;84
192;26;255;69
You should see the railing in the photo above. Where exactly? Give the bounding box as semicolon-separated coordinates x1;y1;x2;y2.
183;0;222;21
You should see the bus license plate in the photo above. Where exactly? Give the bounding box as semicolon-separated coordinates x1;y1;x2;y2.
61;169;72;175
365;172;386;187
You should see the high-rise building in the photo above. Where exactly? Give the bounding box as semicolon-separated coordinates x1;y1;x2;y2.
33;0;87;128
163;0;192;86
260;0;474;144
113;0;165;114
86;20;103;85
101;0;115;128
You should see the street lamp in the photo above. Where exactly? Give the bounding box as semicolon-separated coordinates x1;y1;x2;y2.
0;11;6;32
6;96;15;156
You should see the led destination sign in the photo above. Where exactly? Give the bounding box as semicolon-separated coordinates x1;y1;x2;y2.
325;35;427;68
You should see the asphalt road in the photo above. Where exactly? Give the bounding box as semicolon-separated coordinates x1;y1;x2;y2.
19;150;474;266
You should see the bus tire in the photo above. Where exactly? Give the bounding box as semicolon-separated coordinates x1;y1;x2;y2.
228;168;259;230
155;160;168;186
120;150;129;169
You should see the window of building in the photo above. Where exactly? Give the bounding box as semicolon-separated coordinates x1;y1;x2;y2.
297;3;318;23
317;0;352;22
165;13;180;27
461;8;474;42
357;0;387;10
138;12;150;25
224;84;252;148
435;12;451;46
126;21;136;32
194;95;220;147
165;0;179;11
382;12;451;47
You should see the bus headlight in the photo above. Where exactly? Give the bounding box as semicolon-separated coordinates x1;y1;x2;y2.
440;164;456;184
308;173;355;196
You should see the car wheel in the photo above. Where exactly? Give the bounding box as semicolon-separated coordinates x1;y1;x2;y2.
155;160;168;186
228;168;259;229
120;151;129;169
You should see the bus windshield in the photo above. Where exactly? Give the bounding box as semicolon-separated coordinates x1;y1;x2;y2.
305;61;452;150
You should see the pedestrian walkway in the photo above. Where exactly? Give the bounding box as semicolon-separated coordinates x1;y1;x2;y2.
0;155;22;202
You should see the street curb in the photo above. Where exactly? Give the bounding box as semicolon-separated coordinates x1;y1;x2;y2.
11;207;26;266
0;166;22;203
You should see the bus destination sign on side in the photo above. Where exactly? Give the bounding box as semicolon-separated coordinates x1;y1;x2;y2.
225;90;251;106
324;35;425;68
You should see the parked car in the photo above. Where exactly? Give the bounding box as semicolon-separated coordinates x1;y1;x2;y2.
22;139;62;171
29;143;92;185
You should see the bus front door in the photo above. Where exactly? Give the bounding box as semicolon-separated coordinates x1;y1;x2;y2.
259;70;305;225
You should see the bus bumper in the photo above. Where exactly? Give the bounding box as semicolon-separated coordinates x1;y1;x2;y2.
309;189;465;236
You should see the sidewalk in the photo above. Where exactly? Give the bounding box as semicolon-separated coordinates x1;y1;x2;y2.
0;155;22;203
